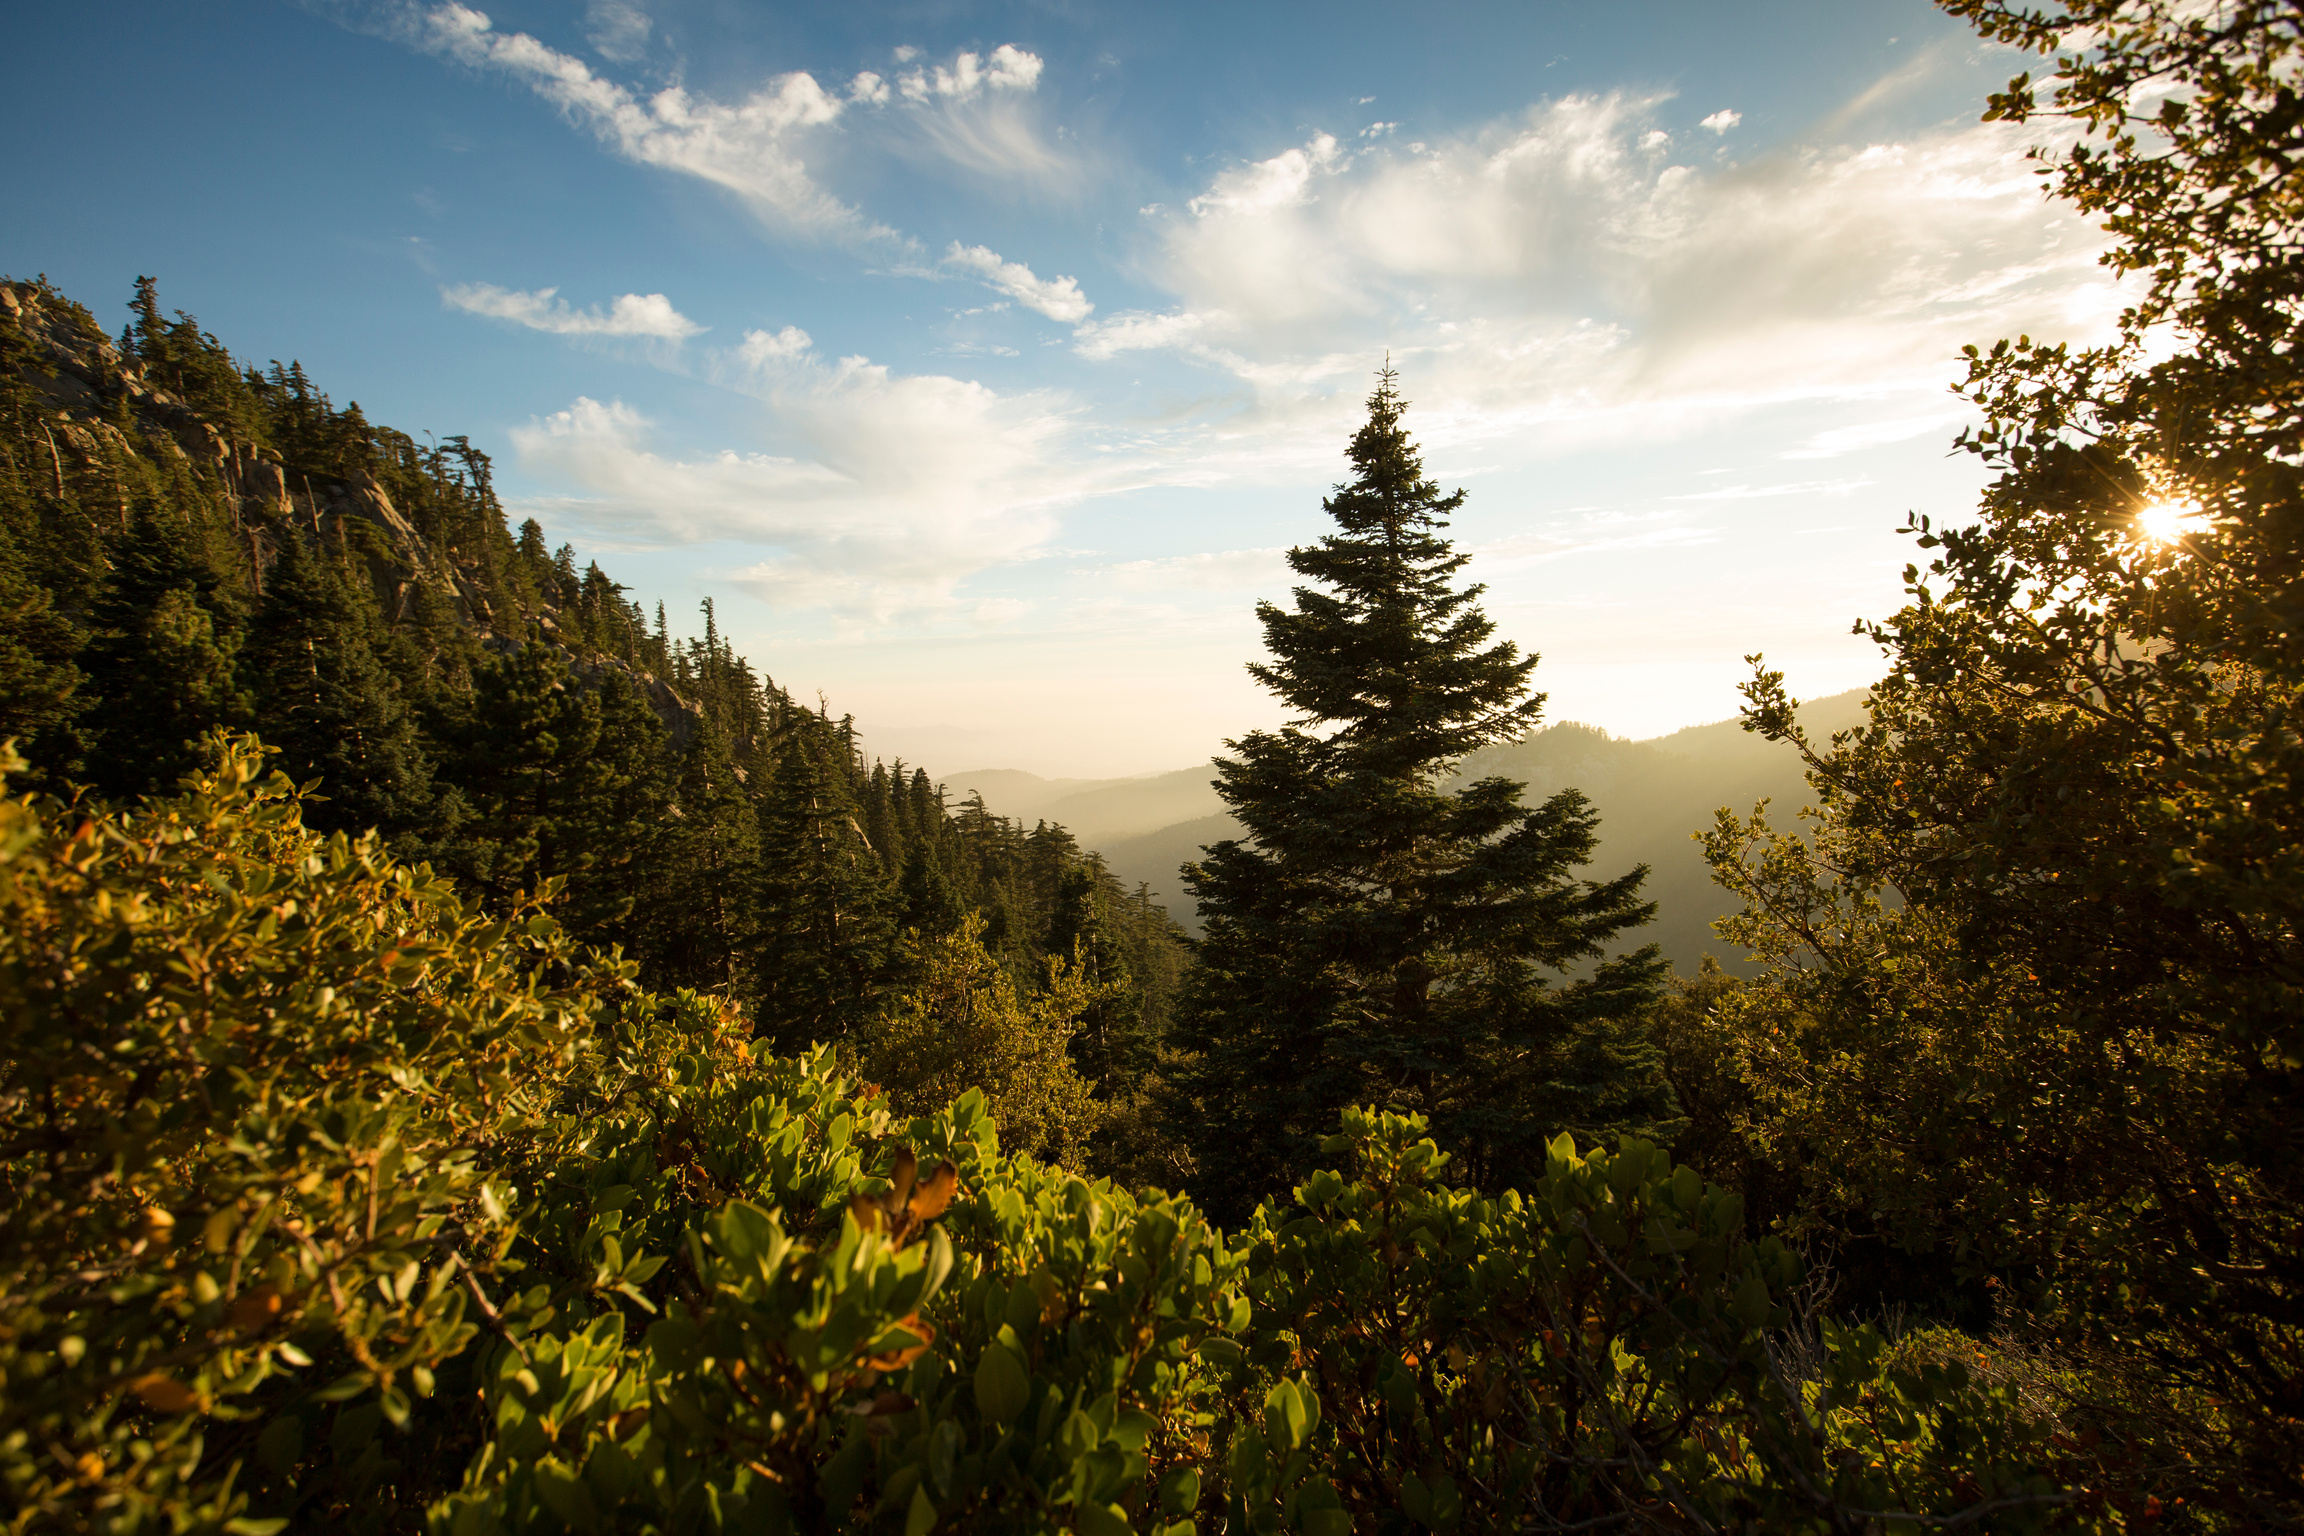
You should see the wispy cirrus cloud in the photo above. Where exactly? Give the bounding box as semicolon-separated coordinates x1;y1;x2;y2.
1092;547;1290;593
442;281;703;339
1670;476;1873;502
581;0;649;63
403;4;1057;246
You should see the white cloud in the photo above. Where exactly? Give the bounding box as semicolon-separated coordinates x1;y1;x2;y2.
583;0;649;62
1700;108;1742;134
736;325;813;365
1782;410;1968;459
944;243;1093;322
442;282;704;339
416;3;880;242
1188;132;1344;217
505;356;1137;623
408;6;1056;244
1671;476;1873;502
1077;88;2119;467
1072;309;1215;361
895;44;1042;102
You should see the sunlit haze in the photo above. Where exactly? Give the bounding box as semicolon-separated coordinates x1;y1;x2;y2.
2;0;2128;775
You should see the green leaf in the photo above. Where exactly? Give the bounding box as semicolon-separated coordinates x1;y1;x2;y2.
1733;1272;1771;1330
973;1341;1031;1425
1075;1502;1132;1536
1264;1379;1308;1452
256;1414;303;1476
821;1433;872;1521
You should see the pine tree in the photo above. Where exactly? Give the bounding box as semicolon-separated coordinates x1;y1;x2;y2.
554;669;676;955
1170;371;1673;1219
0;530;77;760
73;505;248;800
653;717;760;993
896;838;966;939
429;638;605;903
749;728;893;1050
1047;861;1153;1098
863;914;1108;1169
241;531;437;847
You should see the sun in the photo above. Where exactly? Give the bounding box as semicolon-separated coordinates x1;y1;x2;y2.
2135;500;2208;544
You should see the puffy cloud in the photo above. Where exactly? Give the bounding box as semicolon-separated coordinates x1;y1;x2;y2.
736;325;813;365
944;243;1093;322
416;3;879;242
1072;309;1214;361
1084;89;2120;464
895;44;1042;102
505;354;1136;623
1188;133;1344;217
1699;108;1741;133
442;282;703;339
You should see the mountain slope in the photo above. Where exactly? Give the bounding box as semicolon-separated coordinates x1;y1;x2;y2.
965;690;1872;973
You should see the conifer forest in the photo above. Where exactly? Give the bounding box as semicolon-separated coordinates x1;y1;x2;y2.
1;2;2299;1531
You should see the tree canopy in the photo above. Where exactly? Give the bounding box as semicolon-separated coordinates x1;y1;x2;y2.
1169;373;1672;1221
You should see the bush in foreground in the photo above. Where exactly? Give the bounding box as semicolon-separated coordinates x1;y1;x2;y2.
0;740;2079;1533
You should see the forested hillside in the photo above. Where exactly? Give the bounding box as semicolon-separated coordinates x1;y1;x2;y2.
0;273;1187;1164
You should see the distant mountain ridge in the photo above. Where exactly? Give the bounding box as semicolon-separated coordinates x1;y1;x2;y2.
948;688;1872;974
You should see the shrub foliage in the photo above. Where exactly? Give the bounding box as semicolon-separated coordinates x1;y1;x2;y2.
0;743;2076;1533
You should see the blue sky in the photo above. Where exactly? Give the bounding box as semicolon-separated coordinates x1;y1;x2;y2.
4;1;2118;775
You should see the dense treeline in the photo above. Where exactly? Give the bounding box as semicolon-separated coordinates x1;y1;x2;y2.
0;272;1185;1165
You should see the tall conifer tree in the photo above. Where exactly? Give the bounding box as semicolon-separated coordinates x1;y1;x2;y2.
750;729;893;1050
653;718;760;993
74;506;248;800
242;531;438;847
1047;861;1153;1098
430;639;608;902
554;669;677;954
1170;371;1672;1219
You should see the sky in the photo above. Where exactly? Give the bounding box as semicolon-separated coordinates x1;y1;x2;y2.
2;0;2121;777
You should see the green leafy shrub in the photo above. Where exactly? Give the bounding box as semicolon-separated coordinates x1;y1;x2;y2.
0;734;638;1531
1230;1109;2078;1534
0;742;2088;1533
432;1041;1252;1534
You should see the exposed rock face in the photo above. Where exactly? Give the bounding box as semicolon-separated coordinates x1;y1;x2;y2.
2;277;706;739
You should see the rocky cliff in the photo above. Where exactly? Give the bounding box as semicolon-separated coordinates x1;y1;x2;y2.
0;276;704;744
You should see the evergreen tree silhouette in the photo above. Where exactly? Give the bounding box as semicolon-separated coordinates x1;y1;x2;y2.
1169;370;1674;1220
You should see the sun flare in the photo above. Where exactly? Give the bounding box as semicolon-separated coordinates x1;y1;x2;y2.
2135;500;2207;543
